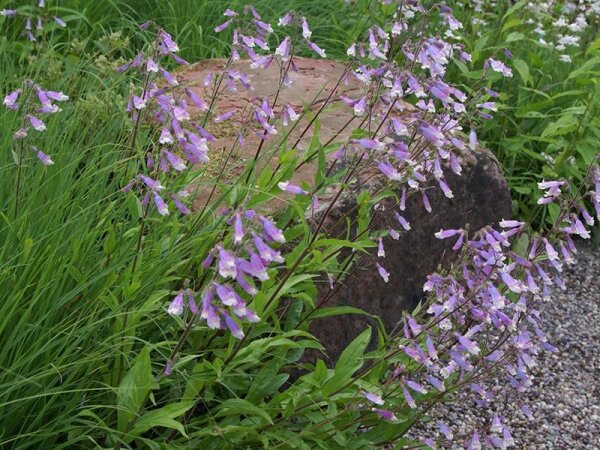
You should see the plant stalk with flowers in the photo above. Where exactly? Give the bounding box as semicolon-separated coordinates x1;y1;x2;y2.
1;0;66;43
1;0;599;449
3;79;68;217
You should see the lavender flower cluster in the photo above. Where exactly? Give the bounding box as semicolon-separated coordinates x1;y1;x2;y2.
118;26;200;216
3;80;69;165
1;0;66;41
357;173;600;447
165;208;296;339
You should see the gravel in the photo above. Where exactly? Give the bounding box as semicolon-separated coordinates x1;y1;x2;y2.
408;242;600;449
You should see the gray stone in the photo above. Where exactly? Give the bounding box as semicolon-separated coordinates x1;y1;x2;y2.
308;145;512;363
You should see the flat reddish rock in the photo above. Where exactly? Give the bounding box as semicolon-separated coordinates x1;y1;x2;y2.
178;57;373;205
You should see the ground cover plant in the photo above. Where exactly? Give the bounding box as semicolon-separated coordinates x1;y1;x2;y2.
0;1;599;449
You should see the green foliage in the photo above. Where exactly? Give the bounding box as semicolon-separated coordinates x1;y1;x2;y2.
448;0;600;229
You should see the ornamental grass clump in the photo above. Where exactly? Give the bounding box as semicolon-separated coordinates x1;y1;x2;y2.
0;0;599;448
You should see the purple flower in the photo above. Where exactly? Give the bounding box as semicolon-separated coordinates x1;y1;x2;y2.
160;31;179;53
218;247;237;278
426;375;445;392
153;193;169;216
163;150;186;171
434;228;462;240
215;19;232;33
301;16;311;39
503;427;515;446
437;421;453;441
476;101;497;112
13;128;27;140
200;288;221;329
159;127;174;144
168;291;185;316
395;213;410;231
3;90;20;110
215;283;239;306
187;290;198;315
467;430;482;450
402;384;416;408
372;408;397;421
491;414;503;433
46;91;68;102
455;333;480;355
238;253;270;281
278;181;308;195
422;192;432;213
236;273;258;296
0;9;17;17
419;122;444;146
185;88;208;111
278;12;294;26
139;175;164;191
377;161;402;181
520;405;534;420
259;216;285;243
223;314;244;339
52;16;67;28
377;237;385;258
254;20;273;34
214;110;235;123
354;138;384;151
406;380;427;394
27;114;46;131
35;148;54;166
275;37;291;61
499;219;525;229
160;68;179;86
252;233;284;263
165;359;173;376
487;58;513;77
361;390;384;405
376;263;390;283
306;40;326;58
233;214;244;243
469;129;478;150
170;193;190;215
132;95;147;110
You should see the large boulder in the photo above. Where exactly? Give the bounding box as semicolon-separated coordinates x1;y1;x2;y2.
308;145;511;363
180;57;512;362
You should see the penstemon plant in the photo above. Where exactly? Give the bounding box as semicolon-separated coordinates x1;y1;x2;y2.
0;1;599;449
3;79;68;216
1;0;66;42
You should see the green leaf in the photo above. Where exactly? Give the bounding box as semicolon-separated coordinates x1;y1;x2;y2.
322;327;371;396
501;18;522;33
505;31;525;43
512;58;530;85
309;306;372;320
215;398;274;424
502;0;526;20
117;347;155;432
541;114;579;138
129;401;194;438
568;57;600;80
